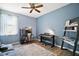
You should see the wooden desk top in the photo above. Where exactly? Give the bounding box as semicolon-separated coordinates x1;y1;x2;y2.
40;34;55;38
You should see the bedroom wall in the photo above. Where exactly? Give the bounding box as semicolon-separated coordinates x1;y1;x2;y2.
0;9;36;44
36;4;79;51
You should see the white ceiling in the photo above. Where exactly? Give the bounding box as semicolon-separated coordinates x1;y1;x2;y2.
0;3;69;18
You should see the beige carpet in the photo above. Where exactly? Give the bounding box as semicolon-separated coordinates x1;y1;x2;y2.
14;43;54;56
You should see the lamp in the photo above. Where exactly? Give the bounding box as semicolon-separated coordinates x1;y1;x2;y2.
46;29;55;35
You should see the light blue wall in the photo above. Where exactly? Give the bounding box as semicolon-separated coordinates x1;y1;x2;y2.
0;3;79;51
36;4;79;51
0;9;36;44
17;14;36;37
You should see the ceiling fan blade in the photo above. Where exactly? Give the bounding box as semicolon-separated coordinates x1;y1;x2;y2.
22;7;31;9
35;9;40;13
30;9;33;13
29;3;35;7
29;3;32;6
35;5;43;8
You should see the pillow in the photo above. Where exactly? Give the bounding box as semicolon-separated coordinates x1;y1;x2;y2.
1;44;13;50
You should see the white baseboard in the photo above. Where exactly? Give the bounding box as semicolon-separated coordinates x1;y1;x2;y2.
55;44;79;54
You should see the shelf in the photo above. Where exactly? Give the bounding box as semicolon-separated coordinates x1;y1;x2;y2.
64;39;79;46
65;24;78;27
64;30;77;32
64;39;74;46
63;20;79;55
62;37;79;46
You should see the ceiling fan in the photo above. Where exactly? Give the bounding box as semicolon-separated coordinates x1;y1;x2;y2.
21;3;43;13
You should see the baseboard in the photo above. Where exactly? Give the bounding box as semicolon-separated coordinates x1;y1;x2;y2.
55;44;79;54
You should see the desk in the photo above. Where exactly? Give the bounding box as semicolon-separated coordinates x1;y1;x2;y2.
40;34;55;47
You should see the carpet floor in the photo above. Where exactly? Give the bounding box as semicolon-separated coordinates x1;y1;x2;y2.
13;40;79;56
14;43;54;56
32;40;79;56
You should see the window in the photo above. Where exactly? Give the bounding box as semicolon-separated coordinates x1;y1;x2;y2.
0;13;18;35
